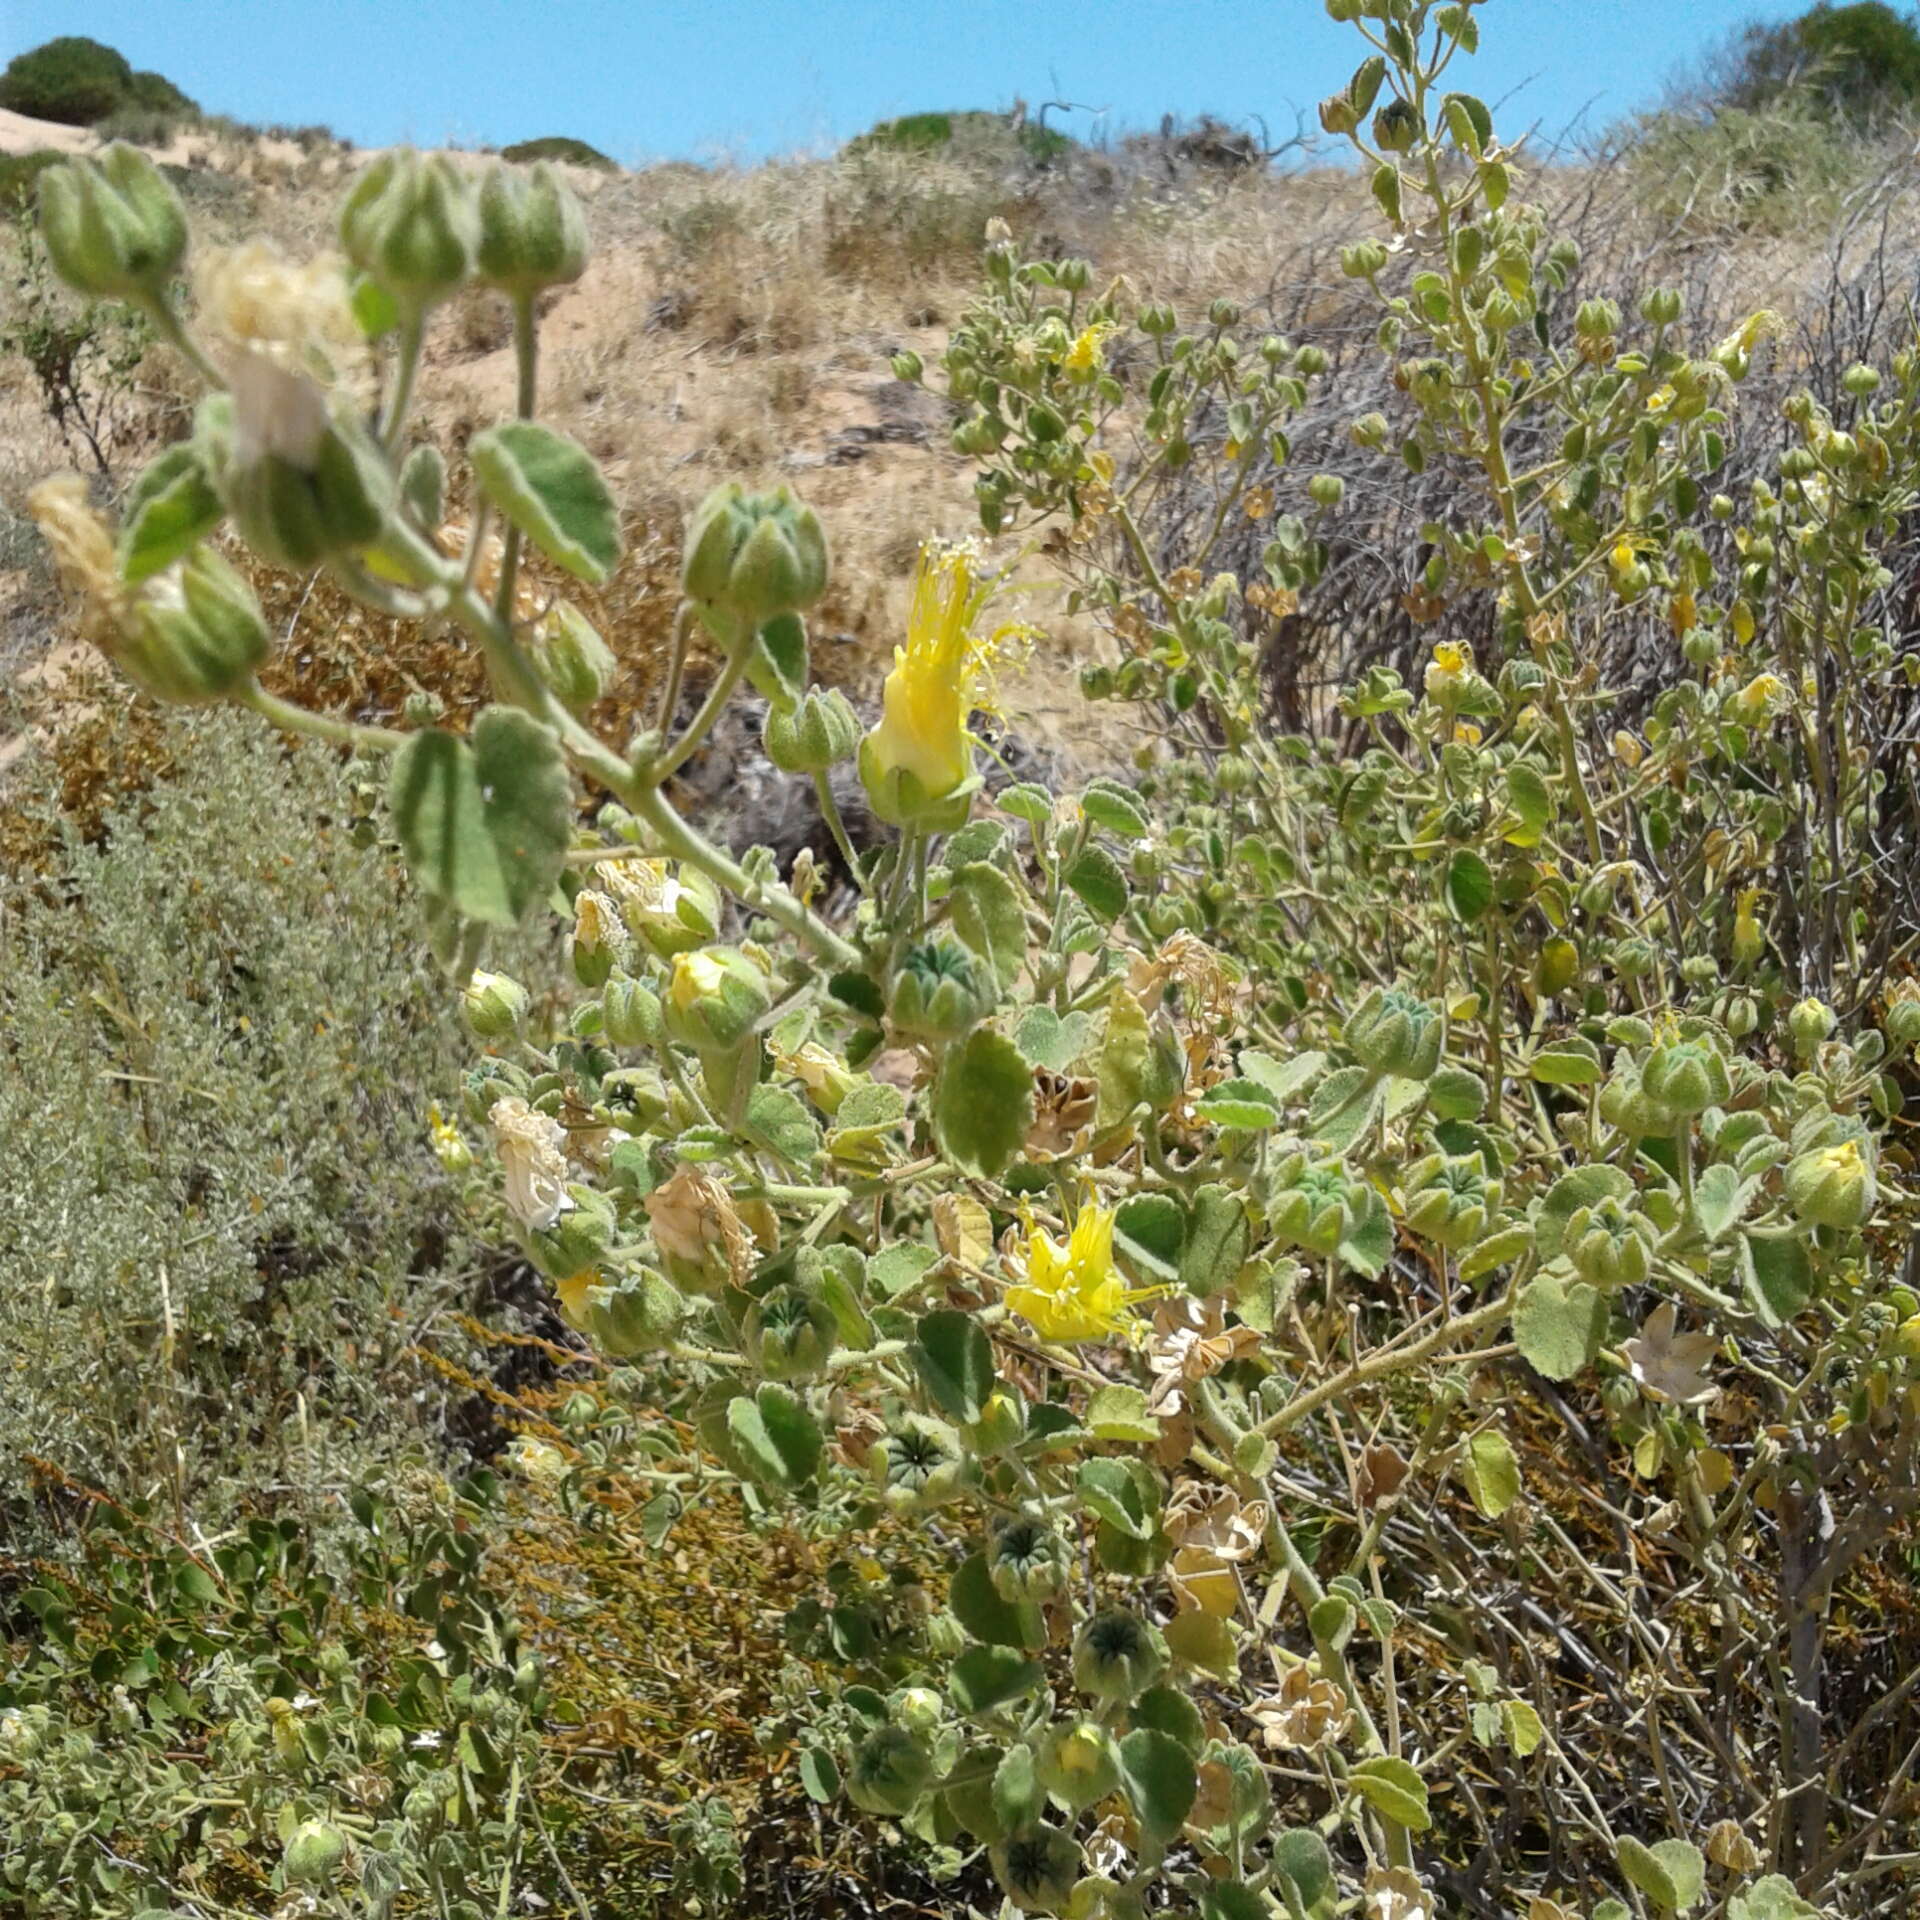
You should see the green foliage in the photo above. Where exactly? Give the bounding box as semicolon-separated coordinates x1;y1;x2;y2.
500;133;617;170
852;108;1074;165
0;1471;537;1915
0;710;481;1541
1724;0;1920;122
0;36;196;129
0;149;66;212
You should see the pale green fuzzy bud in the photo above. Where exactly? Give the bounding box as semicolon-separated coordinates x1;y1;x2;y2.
1271;1161;1362;1255
199;383;394;572
38;145;187;303
742;1282;840;1379
283;1820;347;1886
889;936;995;1040
846;1725;936;1816
663;946;771;1054
601;971;663;1049
1035;1720;1121;1814
528;1185;616;1280
1789;997;1836;1056
1565;1195;1655;1290
339;150;477;309
894;1687;944;1740
988;1513;1069;1603
1784;1140;1876;1230
1642;1035;1732;1116
463;970;529;1039
476;160;589;297
1072;1609;1169;1704
597;1065;669;1133
1402;1154;1502;1251
118;547;270;704
1371;99;1419;153
1885;990;1920;1052
870;1414;969;1513
533;603;616;716
586;1270;686;1357
764;686;861;774
961;1387;1027;1456
682;482;829;638
891;349;924;382
1346;985;1445;1080
990;1826;1083;1914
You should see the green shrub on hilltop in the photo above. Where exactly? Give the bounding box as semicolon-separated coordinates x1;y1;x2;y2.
853;107;1074;165
1725;0;1920;123
501;133;617;170
0;36;198;131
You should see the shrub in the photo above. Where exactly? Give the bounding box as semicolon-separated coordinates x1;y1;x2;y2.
1723;0;1920;122
0;149;65;213
0;707;486;1546
501;133;616;170
853;107;1074;165
0;35;133;126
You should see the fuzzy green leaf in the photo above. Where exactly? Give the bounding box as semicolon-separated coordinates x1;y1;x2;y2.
388;708;573;927
470;420;622;584
933;1027;1033;1177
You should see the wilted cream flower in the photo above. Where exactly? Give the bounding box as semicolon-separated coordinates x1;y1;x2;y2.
505;1437;568;1486
1251;1661;1351;1753
1364;1866;1434;1920
1164;1482;1267;1562
27;474;125;647
1147;1296;1263;1414
572;887;622;958
229;349;333;470
489;1096;574;1232
1025;1068;1097;1161
195;241;362;384
645;1164;752;1281
1622;1301;1720;1406
1705;1819;1762;1873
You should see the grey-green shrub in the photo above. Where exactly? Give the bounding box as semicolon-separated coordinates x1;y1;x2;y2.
0;711;483;1544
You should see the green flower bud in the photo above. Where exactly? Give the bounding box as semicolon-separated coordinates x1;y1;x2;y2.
531;603;616;716
1598;1060;1673;1139
1642;1035;1732;1116
894;1686;944;1740
663;946;771;1054
1789;997;1836;1056
1640;287;1685;327
200;384;394;572
990;1824;1083;1914
891;349;924;383
598;1065;669;1132
476;160;588;298
765;685;861;774
1035;1720;1121;1814
283;1819;347;1886
1346;985;1445;1080
1402;1154;1503;1251
602;971;664;1048
871;1414;969;1513
339;150;477;309
1575;297;1621;340
961;1387;1027;1457
743;1282;840;1379
1072;1609;1169;1705
586;1269;686;1357
1565;1194;1656;1290
528;1184;615;1280
1784;1139;1876;1230
1885;991;1920;1052
847;1724;937;1816
1320;92;1362;137
1307;473;1347;509
38;145;187;303
1138;301;1178;337
463;970;529;1039
116;546;270;704
988;1513;1069;1603
1372;99;1419;153
889;936;995;1040
682;482;829;638
1272;1160;1365;1256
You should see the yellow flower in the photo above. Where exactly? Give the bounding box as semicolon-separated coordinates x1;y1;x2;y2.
427;1102;471;1174
860;542;1017;826
1005;1202;1163;1344
1431;641;1468;674
555;1268;598;1323
670;947;729;1013
1063;323;1114;373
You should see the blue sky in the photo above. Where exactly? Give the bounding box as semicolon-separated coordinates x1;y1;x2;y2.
2;1;1804;161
